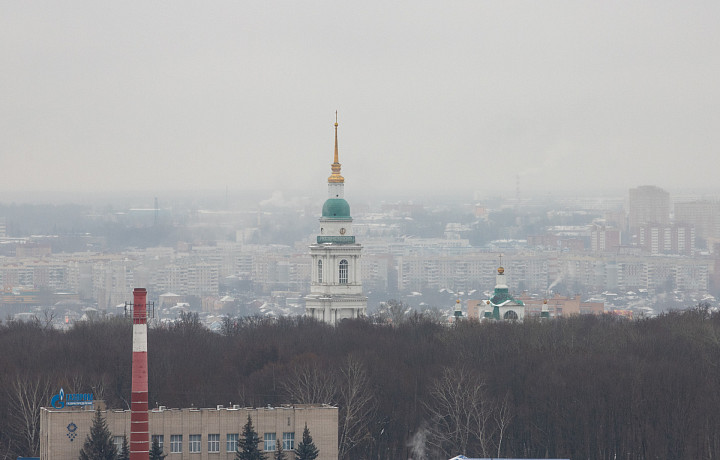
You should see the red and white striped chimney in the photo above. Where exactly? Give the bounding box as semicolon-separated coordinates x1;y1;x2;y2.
130;288;149;460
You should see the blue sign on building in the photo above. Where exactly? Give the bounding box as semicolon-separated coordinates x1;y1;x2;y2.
50;388;93;409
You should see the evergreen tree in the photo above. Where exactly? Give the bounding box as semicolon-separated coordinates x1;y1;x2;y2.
294;424;319;460
78;408;117;460
149;437;167;460
117;435;129;460
235;414;266;460
274;439;287;460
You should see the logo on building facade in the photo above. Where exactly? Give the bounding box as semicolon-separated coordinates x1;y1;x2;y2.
66;422;78;442
50;388;94;409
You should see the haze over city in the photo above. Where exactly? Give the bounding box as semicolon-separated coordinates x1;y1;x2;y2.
6;5;720;459
2;2;720;200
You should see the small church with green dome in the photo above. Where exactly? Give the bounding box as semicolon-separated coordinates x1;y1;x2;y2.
304;115;367;325
483;266;526;321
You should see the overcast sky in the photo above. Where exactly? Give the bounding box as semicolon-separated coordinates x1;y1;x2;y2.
2;2;719;200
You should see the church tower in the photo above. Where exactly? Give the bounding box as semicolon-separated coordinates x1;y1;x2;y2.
305;114;367;324
483;265;525;321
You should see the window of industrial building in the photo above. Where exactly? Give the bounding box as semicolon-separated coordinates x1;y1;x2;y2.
339;259;348;284
226;433;238;453
317;259;323;283
113;436;124;454
263;433;276;452
282;432;295;450
189;434;201;453
152;435;164;452
170;435;183;453
208;434;220;453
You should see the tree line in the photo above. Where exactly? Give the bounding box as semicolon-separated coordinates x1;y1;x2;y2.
2;305;720;459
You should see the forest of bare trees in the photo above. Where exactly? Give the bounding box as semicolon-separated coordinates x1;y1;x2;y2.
2;306;720;459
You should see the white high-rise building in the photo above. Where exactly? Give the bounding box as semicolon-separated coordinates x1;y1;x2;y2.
305;115;367;324
628;185;670;231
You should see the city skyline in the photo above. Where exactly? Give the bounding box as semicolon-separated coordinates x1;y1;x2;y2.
2;2;720;196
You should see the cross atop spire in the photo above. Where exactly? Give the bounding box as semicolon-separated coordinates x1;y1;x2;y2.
328;111;344;184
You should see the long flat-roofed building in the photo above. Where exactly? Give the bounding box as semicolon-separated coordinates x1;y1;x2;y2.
40;404;338;460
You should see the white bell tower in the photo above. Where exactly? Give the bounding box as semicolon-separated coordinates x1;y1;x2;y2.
304;114;367;325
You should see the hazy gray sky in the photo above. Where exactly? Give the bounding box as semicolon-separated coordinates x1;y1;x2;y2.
2;2;719;198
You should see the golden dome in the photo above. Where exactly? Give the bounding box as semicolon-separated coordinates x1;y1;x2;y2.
498;267;505;274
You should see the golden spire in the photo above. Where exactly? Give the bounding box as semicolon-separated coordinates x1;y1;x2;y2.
328;110;344;183
334;111;339;163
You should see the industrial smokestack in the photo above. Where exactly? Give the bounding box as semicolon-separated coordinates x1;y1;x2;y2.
130;288;149;460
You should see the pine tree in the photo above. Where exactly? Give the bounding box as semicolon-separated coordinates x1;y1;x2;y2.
235;414;266;460
117;435;129;460
294;424;319;460
274;439;287;460
149;437;167;460
78;408;117;460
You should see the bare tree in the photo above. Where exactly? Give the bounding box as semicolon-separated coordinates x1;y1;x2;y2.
280;357;336;405
0;438;16;460
494;391;513;457
419;306;445;324
376;300;410;326
66;374;85;395
32;307;56;330
424;367;493;457
221;315;240;336
172;311;204;334
337;357;376;460
90;379;107;403
7;375;51;456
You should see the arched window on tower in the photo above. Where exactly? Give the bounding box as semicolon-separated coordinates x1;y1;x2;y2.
317;259;323;283
339;259;348;284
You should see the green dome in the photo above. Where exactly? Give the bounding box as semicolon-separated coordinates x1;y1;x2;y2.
322;198;351;219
